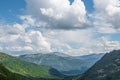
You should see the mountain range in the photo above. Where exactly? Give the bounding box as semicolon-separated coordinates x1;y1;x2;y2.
1;50;120;80
19;52;104;75
76;50;120;80
0;52;64;80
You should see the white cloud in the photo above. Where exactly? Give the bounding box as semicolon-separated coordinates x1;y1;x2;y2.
20;15;36;26
94;22;117;34
0;23;25;35
100;37;120;51
93;0;120;33
6;46;33;51
25;0;90;30
0;22;51;54
0;0;120;56
26;30;51;52
0;47;3;51
0;21;120;56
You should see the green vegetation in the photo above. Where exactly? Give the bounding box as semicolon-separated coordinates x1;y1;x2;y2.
0;52;63;80
0;63;20;80
76;50;120;80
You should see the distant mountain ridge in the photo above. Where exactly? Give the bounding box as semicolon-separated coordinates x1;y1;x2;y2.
76;50;120;80
19;52;104;75
49;52;71;57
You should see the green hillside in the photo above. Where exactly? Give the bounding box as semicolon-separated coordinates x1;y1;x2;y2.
76;50;120;80
0;52;63;80
0;63;21;80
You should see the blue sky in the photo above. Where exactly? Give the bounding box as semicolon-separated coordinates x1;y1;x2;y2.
0;0;26;23
0;0;120;56
0;0;94;23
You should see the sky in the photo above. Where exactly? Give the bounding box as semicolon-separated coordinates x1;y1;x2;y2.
0;0;120;56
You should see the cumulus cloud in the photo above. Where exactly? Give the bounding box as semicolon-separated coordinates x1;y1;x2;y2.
41;29;93;56
0;0;120;56
0;23;24;35
93;0;120;33
93;37;120;53
0;22;51;55
26;30;51;52
25;0;90;30
24;0;120;32
0;21;120;56
41;29;120;56
20;15;36;27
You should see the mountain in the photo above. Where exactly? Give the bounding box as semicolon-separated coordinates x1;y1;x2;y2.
75;53;104;63
50;52;70;57
75;53;103;59
0;63;21;80
76;50;120;80
0;52;64;80
19;52;103;75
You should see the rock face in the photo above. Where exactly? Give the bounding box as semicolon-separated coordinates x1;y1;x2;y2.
76;50;120;80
